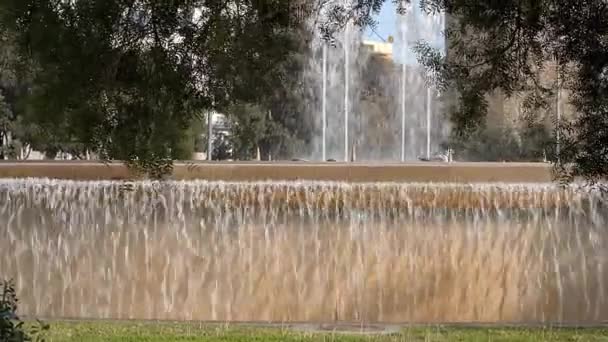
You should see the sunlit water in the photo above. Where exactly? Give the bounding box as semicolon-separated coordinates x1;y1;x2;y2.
304;0;449;161
305;0;367;161
395;0;448;160
1;179;607;323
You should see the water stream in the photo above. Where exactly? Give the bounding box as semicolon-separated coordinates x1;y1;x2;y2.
1;179;607;323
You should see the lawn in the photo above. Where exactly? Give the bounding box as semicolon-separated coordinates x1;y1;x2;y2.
33;321;608;342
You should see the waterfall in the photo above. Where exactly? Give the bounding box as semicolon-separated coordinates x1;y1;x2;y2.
1;178;607;323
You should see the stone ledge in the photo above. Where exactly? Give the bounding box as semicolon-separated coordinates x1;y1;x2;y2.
0;161;553;183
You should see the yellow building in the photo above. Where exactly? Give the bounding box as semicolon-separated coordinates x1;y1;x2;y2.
362;40;393;60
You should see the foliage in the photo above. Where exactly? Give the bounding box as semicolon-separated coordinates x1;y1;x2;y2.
224;18;311;161
0;23;17;159
212;133;233;161
0;0;302;174
449;123;553;162
1;279;48;342
358;53;400;159
0;93;10;157
263;33;312;159
322;0;608;181
228;103;293;160
1;20;88;160
227;103;267;159
173;117;205;160
224;24;310;161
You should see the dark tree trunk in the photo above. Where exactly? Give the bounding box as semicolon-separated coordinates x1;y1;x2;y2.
0;131;4;160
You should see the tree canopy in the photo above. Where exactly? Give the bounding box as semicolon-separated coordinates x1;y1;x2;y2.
0;0;303;175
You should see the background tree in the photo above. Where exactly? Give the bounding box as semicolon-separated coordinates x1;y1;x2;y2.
0;0;302;174
227;103;293;160
222;2;313;161
0;24;20;159
358;51;400;160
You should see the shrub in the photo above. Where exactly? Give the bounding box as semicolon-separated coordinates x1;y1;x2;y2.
0;280;48;342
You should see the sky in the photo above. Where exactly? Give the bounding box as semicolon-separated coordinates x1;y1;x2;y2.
364;1;396;42
363;1;445;65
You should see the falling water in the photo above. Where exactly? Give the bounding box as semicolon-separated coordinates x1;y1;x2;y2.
322;43;328;161
344;21;351;162
306;1;449;161
396;0;448;160
2;178;608;323
306;1;368;161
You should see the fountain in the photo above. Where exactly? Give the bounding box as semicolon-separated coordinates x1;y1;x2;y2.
307;0;448;161
306;1;368;161
1;178;607;323
396;0;447;161
0;1;605;327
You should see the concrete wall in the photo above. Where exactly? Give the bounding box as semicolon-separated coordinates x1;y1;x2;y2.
0;161;553;183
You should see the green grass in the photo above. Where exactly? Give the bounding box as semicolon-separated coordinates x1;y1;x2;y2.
32;321;608;342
